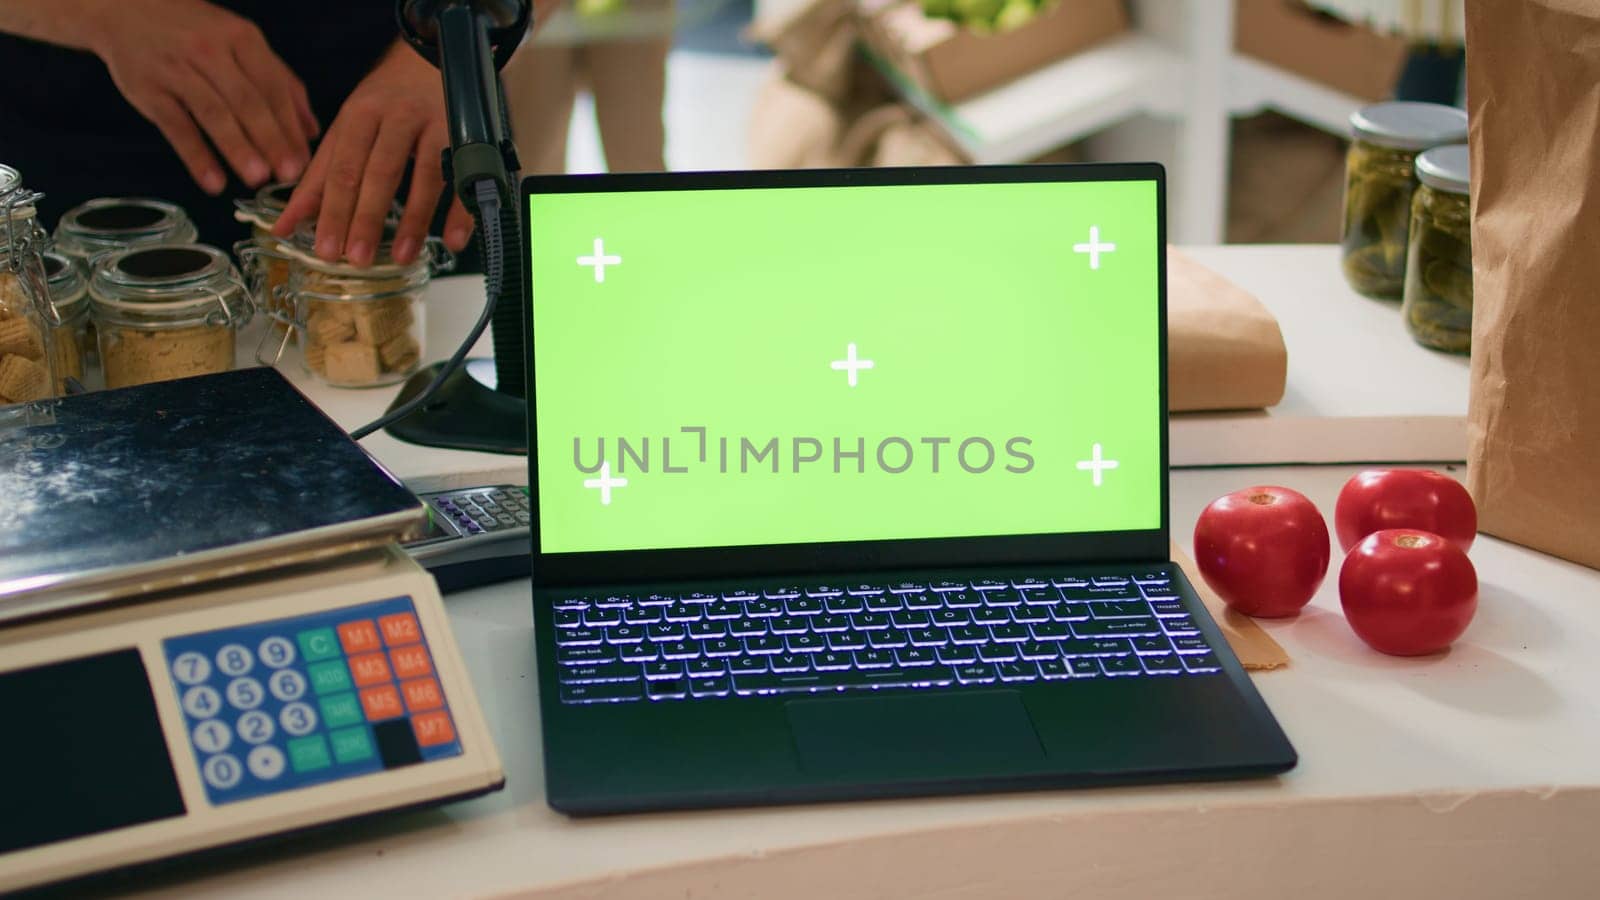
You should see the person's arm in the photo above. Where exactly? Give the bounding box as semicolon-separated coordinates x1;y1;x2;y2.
0;0;317;193
273;41;473;266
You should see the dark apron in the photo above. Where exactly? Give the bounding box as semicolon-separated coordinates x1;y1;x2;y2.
0;1;397;245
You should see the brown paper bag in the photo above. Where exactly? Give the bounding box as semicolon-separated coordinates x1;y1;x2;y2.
746;0;858;103
1463;0;1600;570
747;68;846;170
1167;248;1288;412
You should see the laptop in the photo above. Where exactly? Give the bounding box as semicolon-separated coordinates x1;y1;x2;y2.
521;164;1296;814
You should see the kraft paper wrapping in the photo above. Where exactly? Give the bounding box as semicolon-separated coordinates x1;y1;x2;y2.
1171;540;1290;670
1463;1;1600;571
1166;248;1288;412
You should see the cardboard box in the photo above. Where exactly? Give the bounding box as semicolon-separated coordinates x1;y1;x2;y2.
862;0;1129;105
1234;0;1409;102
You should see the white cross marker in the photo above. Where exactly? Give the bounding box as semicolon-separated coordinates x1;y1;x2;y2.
577;237;621;283
583;461;628;505
1076;443;1120;487
1073;226;1116;270
830;343;875;387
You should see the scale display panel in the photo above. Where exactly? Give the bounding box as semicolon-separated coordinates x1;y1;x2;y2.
0;650;186;855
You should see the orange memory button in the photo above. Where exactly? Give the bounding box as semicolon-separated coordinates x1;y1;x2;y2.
348;652;393;687
360;684;404;721
379;612;422;647
412;710;456;747
401;677;444;713
390;645;433;680
337;620;382;655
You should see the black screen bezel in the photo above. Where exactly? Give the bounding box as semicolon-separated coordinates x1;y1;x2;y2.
521;164;1169;587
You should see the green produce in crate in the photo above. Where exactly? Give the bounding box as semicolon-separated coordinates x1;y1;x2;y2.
995;0;1036;31
953;0;1005;25
577;0;625;16
924;0;1055;29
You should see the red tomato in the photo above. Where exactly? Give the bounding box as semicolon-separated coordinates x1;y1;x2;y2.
1334;469;1477;553
1193;486;1331;618
1340;529;1478;656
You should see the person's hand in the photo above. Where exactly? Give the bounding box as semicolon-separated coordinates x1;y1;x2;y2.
87;0;317;194
273;44;473;267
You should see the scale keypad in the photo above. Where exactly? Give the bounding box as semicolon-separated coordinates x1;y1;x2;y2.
163;596;463;806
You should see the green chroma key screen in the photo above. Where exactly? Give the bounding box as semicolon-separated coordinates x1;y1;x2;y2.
528;177;1161;554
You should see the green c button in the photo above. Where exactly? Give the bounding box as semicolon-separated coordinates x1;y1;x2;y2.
298;627;341;662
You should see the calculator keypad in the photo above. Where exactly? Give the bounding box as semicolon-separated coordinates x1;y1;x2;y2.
428;486;531;536
163;596;464;806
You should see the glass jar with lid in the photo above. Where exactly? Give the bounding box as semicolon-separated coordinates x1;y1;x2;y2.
1401;144;1472;354
1341;102;1469;299
233;182;296;337
90;244;252;388
54;197;199;264
264;220;451;388
40;251;98;392
0;164;60;406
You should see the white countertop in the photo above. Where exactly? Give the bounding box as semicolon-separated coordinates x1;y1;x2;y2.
123;245;1589;899
1172;245;1470;466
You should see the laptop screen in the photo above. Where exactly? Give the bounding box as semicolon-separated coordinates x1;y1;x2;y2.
527;174;1161;556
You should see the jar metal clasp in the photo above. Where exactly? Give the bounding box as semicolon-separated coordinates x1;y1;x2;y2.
254;284;298;366
425;237;457;276
234;240;268;301
2;187;64;328
202;276;252;329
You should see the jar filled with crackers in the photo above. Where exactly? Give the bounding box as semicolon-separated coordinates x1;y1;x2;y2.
54;197;199;263
233;182;296;337
90;244;252;389
1340;102;1468;299
0;164;60;407
41;251;97;392
275;221;451;388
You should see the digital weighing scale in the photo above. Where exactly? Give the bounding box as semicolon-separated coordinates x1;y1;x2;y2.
0;369;504;894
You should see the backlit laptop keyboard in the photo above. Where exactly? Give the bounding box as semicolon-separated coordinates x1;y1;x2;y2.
551;573;1224;705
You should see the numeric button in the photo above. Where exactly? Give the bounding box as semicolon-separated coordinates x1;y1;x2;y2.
192;719;232;754
247;745;287;781
172;651;211;685
182;685;222;719
203;753;243;790
216;643;254;677
236;710;275;745
280;702;318;737
258;636;296;669
226;676;265;711
268;669;308;702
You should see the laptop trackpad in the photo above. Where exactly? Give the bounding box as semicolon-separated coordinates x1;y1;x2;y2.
786;691;1045;776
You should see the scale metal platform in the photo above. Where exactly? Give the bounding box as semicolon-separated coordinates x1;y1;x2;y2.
0;369;504;894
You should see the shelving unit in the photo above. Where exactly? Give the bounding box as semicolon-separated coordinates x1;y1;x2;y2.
1227;53;1371;136
845;0;1378;243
